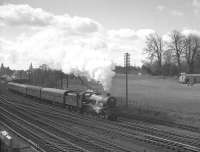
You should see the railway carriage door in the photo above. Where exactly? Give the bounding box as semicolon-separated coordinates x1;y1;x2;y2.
63;93;66;107
39;89;41;99
79;94;85;108
77;94;81;108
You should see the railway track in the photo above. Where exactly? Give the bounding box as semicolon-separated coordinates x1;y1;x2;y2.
120;115;200;134
0;100;138;152
7;98;200;148
20;106;200;152
2;94;199;148
0;121;45;152
0;108;89;152
0;108;87;152
1;94;200;152
0;97;137;152
2;84;200;136
116;119;200;148
3;91;200;134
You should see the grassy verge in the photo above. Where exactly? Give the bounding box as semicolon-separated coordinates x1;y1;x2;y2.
116;97;174;124
116;98;200;133
118;105;174;124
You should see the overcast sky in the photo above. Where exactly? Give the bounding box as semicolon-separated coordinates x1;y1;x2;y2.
2;0;200;33
0;0;200;67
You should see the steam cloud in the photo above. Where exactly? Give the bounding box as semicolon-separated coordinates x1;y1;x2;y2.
0;4;155;90
0;28;115;90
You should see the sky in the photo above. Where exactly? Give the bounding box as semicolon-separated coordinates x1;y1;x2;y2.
1;0;200;33
0;0;200;67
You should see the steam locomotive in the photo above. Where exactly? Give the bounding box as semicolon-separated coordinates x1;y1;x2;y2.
7;82;118;120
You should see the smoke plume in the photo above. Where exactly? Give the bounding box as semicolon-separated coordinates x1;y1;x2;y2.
0;4;155;90
0;28;115;90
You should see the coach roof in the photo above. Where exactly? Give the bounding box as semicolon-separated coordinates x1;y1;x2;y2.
41;87;71;95
8;82;27;88
26;84;42;89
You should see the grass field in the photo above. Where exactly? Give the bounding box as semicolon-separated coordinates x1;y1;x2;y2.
110;74;200;127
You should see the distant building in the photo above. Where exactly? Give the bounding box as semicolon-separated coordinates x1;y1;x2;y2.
0;63;13;77
39;64;49;71
12;70;29;81
179;73;200;84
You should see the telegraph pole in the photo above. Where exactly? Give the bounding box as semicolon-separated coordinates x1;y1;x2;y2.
66;74;69;88
60;71;63;89
124;53;130;107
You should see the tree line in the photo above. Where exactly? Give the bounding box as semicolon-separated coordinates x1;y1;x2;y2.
142;30;200;76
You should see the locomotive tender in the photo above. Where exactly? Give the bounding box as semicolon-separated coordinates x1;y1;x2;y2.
7;82;117;120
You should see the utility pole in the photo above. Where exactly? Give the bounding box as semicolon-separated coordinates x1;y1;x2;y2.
60;71;63;89
66;74;69;88
124;53;130;107
28;63;33;84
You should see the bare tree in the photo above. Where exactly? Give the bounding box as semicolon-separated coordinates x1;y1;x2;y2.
163;49;173;65
184;34;200;73
167;30;185;72
144;33;164;73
